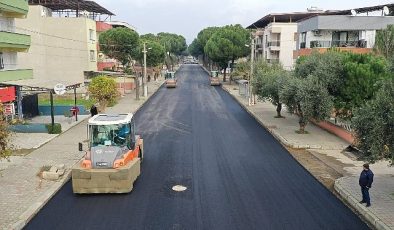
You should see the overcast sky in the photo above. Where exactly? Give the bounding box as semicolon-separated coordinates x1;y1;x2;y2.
95;0;391;44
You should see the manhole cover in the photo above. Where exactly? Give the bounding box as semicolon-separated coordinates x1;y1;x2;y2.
172;185;187;192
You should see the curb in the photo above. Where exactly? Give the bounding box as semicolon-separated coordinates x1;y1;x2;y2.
10;80;165;230
334;178;391;230
220;85;322;150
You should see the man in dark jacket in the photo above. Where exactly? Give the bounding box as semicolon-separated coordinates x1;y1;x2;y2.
359;163;374;207
90;104;98;117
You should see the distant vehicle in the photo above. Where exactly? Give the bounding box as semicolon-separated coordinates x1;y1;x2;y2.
72;113;143;194
165;71;177;88
210;70;220;86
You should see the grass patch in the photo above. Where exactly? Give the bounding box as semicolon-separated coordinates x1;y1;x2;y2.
38;96;96;110
46;123;62;134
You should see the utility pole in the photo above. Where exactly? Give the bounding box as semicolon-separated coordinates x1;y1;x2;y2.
249;37;255;106
142;43;148;97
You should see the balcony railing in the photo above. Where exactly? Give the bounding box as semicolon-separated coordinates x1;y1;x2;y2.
0;0;29;17
0;31;31;51
310;40;367;48
268;41;280;47
0;69;33;82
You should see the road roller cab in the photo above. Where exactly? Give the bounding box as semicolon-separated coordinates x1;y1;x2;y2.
72;113;143;194
165;71;177;88
210;70;220;86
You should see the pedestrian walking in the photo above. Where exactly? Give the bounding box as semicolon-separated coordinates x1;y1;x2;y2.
90;104;98;117
359;163;374;207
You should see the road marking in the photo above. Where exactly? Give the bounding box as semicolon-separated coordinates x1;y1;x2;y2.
172;185;187;192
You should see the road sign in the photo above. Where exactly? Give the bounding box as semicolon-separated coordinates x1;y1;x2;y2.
54;83;66;95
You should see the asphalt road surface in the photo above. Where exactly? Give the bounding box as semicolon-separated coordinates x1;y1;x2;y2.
25;65;369;230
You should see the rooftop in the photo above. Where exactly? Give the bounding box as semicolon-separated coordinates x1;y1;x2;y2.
248;3;394;29
28;0;114;16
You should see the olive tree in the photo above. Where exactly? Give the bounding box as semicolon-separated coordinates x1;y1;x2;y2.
253;61;289;118
280;76;333;133
352;78;394;165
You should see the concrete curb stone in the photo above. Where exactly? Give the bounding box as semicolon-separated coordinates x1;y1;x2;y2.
10;80;165;230
334;178;392;230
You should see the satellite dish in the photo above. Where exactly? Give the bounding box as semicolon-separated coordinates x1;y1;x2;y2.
54;83;66;95
351;9;357;16
383;6;390;16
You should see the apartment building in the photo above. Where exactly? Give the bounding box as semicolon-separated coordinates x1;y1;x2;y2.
295;14;394;57
0;0;32;116
96;21;136;71
14;1;114;85
248;10;324;70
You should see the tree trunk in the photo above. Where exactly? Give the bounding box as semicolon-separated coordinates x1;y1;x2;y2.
297;104;307;133
275;103;283;118
229;58;235;85
223;68;227;82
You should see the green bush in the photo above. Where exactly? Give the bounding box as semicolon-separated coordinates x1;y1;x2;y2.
46;123;62;134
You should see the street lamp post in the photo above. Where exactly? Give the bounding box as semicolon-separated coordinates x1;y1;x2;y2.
249;37;255;106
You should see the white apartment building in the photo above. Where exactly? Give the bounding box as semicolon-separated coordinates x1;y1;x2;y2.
248;11;325;70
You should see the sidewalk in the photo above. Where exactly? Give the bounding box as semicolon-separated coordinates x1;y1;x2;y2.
0;78;164;230
221;82;394;230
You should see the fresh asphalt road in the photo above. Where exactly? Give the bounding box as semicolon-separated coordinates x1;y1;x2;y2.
25;65;369;230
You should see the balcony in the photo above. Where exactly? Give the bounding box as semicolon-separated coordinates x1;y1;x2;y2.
268;41;280;51
255;44;264;50
0;69;33;82
310;40;367;48
0;31;31;51
0;0;29;18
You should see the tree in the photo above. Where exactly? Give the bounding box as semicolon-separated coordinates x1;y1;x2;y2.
196;27;221;67
295;51;389;118
204;25;250;82
88;76;119;110
188;38;203;58
157;33;187;69
231;60;250;81
280;76;333;133
99;28;139;68
0;103;12;160
338;53;389;117
352;78;394;165
375;25;394;58
295;51;344;96
140;33;158;42
253;61;289;118
133;39;166;68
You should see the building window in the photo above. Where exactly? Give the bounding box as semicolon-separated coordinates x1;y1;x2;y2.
89;29;95;41
90;50;96;62
0;53;4;70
